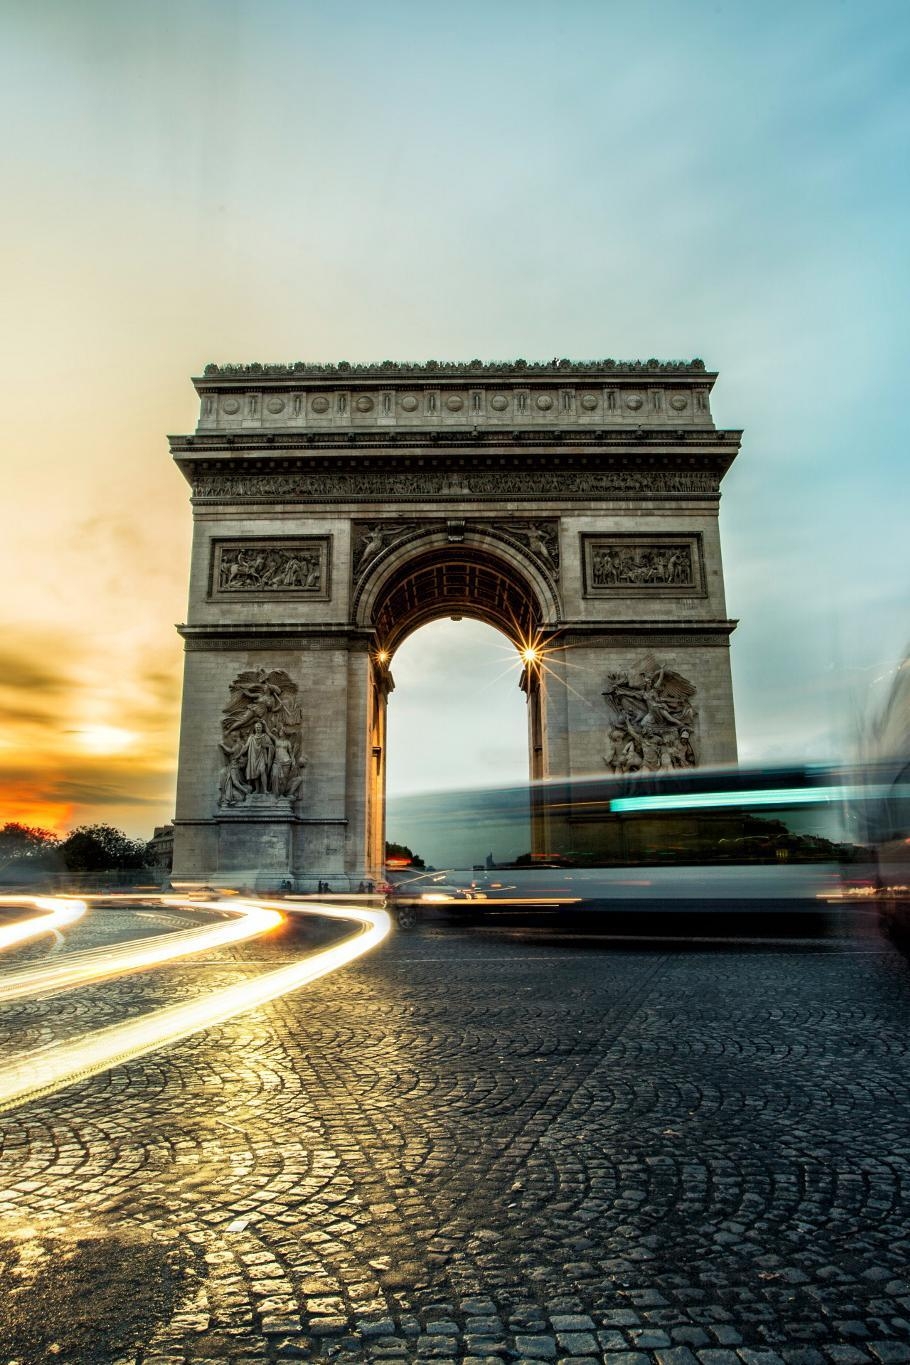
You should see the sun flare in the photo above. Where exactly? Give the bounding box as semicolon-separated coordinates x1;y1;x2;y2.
73;725;137;755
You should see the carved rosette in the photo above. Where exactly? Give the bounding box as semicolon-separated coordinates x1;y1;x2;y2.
217;669;307;810
602;663;698;773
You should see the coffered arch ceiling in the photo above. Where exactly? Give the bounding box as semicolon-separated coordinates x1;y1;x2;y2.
367;545;546;656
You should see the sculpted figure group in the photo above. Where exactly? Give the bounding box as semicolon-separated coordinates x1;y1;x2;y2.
591;543;692;588
603;665;698;773
217;669;307;807
218;545;323;593
352;518;561;585
502;521;559;573
353;522;418;578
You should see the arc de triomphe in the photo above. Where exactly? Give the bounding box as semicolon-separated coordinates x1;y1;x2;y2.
169;358;740;888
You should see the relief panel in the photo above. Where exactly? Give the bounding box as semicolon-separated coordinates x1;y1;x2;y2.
582;533;704;597
602;661;699;772
193;469;720;503
208;537;331;600
218;668;307;810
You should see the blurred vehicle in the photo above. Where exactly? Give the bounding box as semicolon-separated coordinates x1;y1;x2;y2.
386;764;877;929
858;654;910;940
382;873;487;929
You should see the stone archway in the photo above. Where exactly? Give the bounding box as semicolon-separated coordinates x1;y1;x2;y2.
353;529;558;874
169;357;740;888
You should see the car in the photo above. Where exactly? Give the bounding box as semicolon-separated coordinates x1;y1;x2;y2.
383;875;483;929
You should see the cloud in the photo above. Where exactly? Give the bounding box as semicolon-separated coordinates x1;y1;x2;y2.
0;701;60;728
0;640;77;696
49;780;167;808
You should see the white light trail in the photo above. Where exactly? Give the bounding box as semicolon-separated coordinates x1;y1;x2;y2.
0;895;281;1002
0;896;86;951
0;897;390;1114
609;783;904;814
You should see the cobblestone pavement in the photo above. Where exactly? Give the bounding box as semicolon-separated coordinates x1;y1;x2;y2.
2;907;910;1365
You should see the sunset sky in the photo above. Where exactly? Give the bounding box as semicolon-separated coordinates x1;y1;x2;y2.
2;1;909;839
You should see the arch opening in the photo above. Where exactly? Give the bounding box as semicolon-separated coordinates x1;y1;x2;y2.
361;543;550;877
386;617;531;798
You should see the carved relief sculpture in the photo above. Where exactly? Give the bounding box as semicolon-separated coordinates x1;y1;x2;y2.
592;543;692;587
498;520;560;575
218;669;307;809
352;522;419;581
194;470;719;503
583;536;702;595
602;664;698;773
212;539;329;597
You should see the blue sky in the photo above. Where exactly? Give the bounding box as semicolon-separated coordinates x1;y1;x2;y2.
1;0;908;833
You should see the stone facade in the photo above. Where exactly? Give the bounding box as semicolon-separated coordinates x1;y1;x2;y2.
170;358;740;888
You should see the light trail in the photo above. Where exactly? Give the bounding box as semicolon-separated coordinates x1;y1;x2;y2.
0;896;86;951
0;897;390;1114
0;895;282;1002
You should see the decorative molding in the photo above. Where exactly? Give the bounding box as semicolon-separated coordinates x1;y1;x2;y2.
557;625;735;648
200;358;710;380
173;429;740;453
192;468;721;504
581;533;705;598
186;637;356;652
209;536;331;600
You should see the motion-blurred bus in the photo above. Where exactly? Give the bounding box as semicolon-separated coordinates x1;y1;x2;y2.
385;764;875;928
858;654;910;940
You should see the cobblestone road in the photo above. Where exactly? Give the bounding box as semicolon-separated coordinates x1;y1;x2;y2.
1;907;910;1365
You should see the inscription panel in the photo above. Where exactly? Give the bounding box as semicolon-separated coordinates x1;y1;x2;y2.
209;537;331;600
582;533;704;597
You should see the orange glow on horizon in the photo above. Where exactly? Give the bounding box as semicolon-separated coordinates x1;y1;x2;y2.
0;790;75;834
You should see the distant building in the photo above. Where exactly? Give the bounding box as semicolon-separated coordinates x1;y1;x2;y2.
146;824;174;875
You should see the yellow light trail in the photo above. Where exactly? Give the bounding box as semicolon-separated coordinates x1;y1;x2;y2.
0;895;281;1002
0;896;86;951
0;897;390;1114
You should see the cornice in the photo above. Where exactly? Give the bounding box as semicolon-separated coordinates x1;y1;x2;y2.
170;428;742;457
553;619;738;637
196;357;714;386
177;619;738;651
177;623;377;649
178;449;734;504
